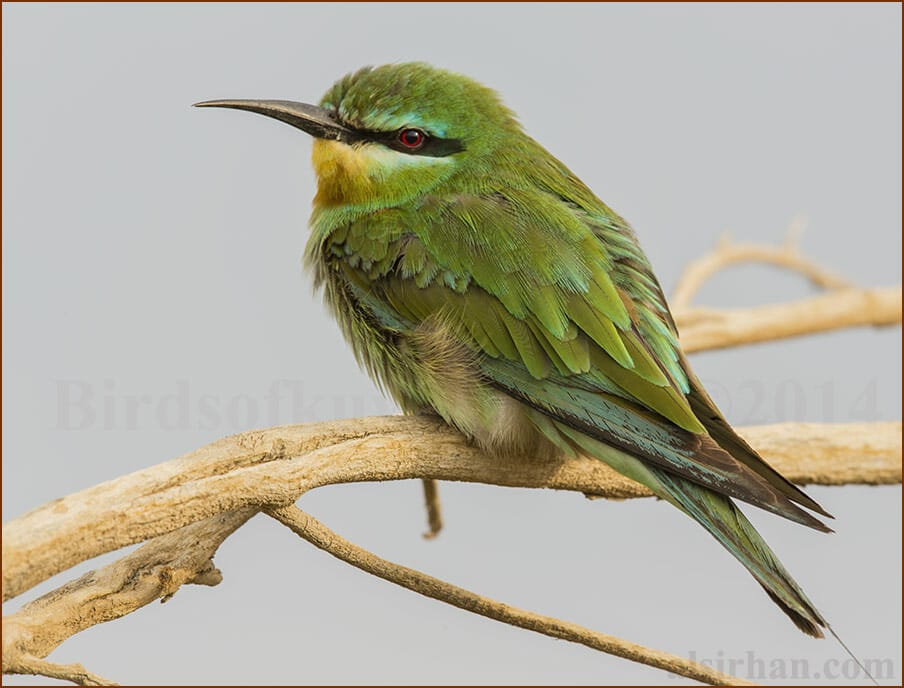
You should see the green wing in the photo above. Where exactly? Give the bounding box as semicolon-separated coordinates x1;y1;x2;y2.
331;189;829;530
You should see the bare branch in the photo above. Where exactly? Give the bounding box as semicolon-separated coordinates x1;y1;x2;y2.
1;655;117;687
671;232;854;310
3;417;899;607
267;504;756;686
2;236;900;685
1;418;898;683
676;285;902;353
2;510;253;684
666;235;900;352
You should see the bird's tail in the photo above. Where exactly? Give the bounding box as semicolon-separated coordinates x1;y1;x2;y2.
554;421;826;634
653;468;878;683
554;422;877;682
651;467;826;636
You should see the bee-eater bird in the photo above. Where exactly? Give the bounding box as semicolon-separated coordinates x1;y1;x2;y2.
196;62;841;640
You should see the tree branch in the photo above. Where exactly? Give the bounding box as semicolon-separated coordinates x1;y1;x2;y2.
670;229;854;310
1;417;899;684
668;233;901;352
5;418;899;606
3;238;900;685
675;285;901;353
267;504;756;686
0;655;117;687
2;511;252;671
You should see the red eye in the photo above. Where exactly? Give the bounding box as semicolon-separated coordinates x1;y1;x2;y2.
398;128;425;149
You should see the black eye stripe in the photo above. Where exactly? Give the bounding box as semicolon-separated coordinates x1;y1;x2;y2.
335;116;465;157
377;130;465;157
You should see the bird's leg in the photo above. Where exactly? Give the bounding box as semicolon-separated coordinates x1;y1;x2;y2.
421;478;443;539
407;408;445;539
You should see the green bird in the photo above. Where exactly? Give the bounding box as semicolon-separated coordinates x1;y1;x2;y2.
196;63;838;638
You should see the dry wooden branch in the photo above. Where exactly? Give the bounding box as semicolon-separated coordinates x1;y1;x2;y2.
3;239;900;685
671;231;855;310
2;416;900;685
0;656;116;687
669;235;901;352
5;417;899;606
675;285;902;353
267;505;756;686
2;510;252;674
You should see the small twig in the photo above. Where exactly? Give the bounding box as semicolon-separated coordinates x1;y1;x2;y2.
2;656;117;687
1;509;253;684
266;504;755;686
667;231;900;352
675;285;901;353
671;231;853;310
421;478;444;539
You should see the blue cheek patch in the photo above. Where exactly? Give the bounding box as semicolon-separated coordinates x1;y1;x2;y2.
340;104;450;138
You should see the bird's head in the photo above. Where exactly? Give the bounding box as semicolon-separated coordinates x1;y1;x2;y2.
196;63;521;209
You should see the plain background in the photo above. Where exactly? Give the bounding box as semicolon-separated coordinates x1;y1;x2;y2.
2;3;901;685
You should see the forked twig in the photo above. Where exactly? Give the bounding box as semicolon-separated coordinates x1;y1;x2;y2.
671;222;853;310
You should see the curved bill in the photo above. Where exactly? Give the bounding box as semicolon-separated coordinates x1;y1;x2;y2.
193;99;356;143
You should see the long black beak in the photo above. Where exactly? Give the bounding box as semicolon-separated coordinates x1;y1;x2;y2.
193;99;356;143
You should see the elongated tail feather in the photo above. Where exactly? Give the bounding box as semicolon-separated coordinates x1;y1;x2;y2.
659;470;878;681
555;421;826;636
652;469;826;637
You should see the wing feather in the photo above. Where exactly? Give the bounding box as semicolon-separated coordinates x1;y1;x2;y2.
332;189;830;528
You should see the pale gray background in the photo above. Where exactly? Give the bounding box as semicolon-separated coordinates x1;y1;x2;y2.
2;3;901;685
